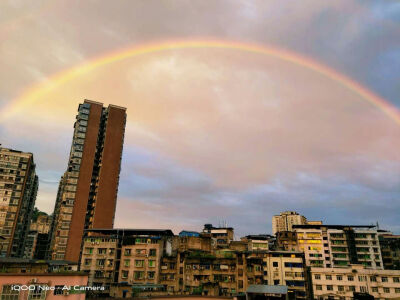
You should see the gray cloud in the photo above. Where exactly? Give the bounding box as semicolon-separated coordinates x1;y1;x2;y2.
1;0;399;235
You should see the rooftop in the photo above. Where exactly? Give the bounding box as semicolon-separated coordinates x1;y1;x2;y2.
293;224;376;230
84;228;174;236
0;258;78;265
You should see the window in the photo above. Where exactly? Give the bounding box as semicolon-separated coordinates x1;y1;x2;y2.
148;271;155;279
273;262;278;267
316;285;322;291
336;275;343;281
327;285;333;291
273;280;280;285
394;277;400;283
149;249;157;256
314;274;321;280
1;285;19;300
384;287;390;293
395;288;400;293
96;259;105;266
135;260;144;267
124;259;130;267
348;286;355;292
326;275;332;280
358;275;366;282
122;270;129;279
124;248;131;256
134;271;144;280
97;248;106;255
84;259;92;266
382;277;388;282
360;286;368;293
148;260;156;268
28;285;47;300
372;287;378;293
370;276;377;282
136;249;146;255
338;286;344;292
348;275;354;281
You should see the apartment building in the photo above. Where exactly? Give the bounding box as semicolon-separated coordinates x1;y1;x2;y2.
179;249;238;296
79;227;311;298
0;147;38;257
30;214;51;233
49;100;126;262
243;251;309;299
378;231;400;270
241;235;274;251
80;229;174;295
272;211;307;234
311;264;400;300
294;225;383;270
276;231;298;252
202;224;234;249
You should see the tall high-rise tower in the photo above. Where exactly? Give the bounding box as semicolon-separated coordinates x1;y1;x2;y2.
272;211;307;234
0;147;38;257
49;100;126;262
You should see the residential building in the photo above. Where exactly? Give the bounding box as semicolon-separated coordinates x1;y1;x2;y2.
0;147;38;257
311;264;400;300
241;235;274;251
243;251;309;299
23;231;49;259
294;225;383;269
202;224;234;249
30;214;51;233
272;211;307;234
276;231;299;252
378;231;400;270
79;228;174;295
49;100;126;262
79;227;311;298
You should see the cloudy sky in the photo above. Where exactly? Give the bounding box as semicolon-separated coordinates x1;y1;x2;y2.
0;0;399;237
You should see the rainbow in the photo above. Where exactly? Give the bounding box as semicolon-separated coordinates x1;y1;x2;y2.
2;39;400;125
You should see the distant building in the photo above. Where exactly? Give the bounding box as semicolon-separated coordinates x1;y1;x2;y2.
311;264;400;299
49;100;127;262
272;211;307;234
241;234;275;251
0;147;38;258
294;224;383;269
378;231;400;270
23;231;49;259
276;231;298;252
202;223;234;249
30;214;51;234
